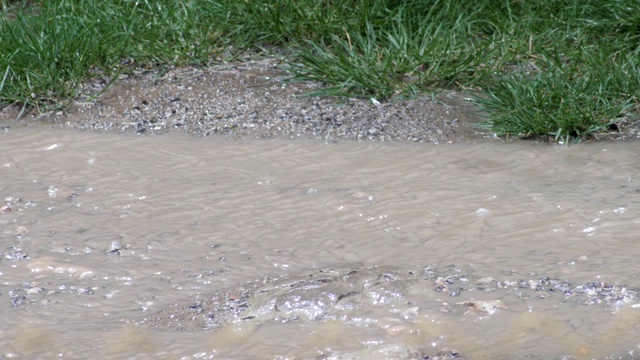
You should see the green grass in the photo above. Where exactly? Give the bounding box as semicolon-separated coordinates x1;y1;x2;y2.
475;47;639;142
0;0;639;142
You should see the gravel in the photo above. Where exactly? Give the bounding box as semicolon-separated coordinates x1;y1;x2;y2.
1;59;638;143
0;60;489;143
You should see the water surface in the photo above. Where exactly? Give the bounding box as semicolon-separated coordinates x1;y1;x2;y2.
1;129;639;359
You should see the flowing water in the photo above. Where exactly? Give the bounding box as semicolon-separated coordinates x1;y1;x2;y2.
1;128;640;359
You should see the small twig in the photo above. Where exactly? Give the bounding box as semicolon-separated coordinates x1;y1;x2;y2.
344;27;352;52
325;123;334;143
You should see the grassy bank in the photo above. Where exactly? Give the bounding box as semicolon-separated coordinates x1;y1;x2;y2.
1;0;639;142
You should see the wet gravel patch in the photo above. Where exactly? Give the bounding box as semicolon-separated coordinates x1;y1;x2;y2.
425;265;639;309
136;263;640;359
140;264;640;332
1;60;640;142
0;61;486;143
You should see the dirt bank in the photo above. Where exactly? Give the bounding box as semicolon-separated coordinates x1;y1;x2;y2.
3;60;639;143
0;60;491;143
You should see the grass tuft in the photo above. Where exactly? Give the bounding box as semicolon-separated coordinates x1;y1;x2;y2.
475;47;638;142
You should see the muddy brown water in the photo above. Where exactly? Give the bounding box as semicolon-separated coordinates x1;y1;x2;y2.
1;128;640;359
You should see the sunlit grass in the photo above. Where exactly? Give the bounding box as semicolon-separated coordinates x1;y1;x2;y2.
0;0;226;110
0;0;638;142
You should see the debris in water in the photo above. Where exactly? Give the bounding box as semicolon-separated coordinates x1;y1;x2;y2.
14;226;28;237
457;299;508;315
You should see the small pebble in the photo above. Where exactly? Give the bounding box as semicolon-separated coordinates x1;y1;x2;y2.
15;226;28;237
